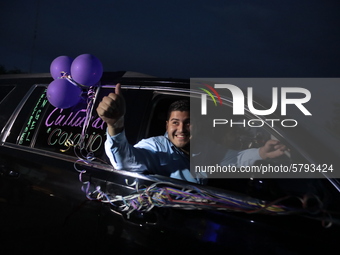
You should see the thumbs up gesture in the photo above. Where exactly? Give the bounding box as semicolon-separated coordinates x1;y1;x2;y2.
96;83;126;135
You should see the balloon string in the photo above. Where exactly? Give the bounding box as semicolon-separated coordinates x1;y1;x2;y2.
60;71;88;88
79;86;97;146
58;85;97;155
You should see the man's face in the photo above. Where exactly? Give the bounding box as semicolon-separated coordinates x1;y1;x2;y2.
166;110;191;152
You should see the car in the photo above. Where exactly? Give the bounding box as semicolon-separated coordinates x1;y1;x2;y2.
1;72;339;254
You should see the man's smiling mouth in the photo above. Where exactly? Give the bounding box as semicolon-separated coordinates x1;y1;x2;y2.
175;134;188;139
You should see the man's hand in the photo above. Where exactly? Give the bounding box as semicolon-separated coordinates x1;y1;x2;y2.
259;140;287;160
96;83;126;136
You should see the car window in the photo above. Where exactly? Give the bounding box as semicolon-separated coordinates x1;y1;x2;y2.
33;91;106;158
24;85;153;161
5;86;47;144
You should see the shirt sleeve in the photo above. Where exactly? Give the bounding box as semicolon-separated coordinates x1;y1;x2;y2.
220;148;262;167
104;129;161;172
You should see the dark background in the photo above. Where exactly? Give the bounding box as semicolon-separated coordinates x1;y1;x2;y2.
1;0;339;78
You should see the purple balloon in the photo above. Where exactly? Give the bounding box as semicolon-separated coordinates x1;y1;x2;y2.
50;56;74;79
70;54;103;86
47;78;82;109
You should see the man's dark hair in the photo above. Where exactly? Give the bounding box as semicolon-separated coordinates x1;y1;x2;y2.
167;99;190;120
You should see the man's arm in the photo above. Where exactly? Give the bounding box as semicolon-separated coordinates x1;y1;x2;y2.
220;140;287;167
98;84;164;173
105;130;169;173
105;130;145;171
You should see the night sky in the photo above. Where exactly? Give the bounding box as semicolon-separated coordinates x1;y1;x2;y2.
1;0;339;78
